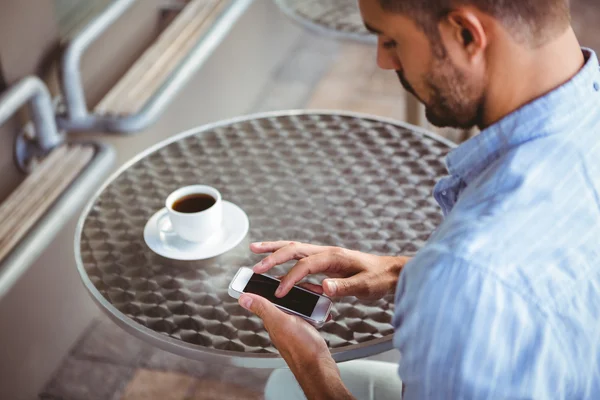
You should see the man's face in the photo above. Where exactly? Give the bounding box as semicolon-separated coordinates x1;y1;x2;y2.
358;0;486;129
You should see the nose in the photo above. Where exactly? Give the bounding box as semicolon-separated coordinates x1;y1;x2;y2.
376;37;401;71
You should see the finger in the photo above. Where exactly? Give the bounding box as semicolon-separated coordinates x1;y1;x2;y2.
250;241;295;254
251;241;325;255
296;282;324;295
274;276;324;295
252;242;329;273
276;251;338;297
323;274;374;298
238;293;286;328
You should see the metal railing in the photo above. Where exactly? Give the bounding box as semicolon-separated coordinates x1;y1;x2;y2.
0;76;64;171
57;0;253;133
0;76;115;299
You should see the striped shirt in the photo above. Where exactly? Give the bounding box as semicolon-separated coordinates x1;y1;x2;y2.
393;48;600;399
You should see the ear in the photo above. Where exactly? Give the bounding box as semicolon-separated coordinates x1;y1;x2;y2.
440;8;488;61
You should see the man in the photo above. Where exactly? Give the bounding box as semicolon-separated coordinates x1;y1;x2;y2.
239;0;600;398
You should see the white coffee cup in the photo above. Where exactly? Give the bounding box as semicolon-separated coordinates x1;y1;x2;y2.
159;185;223;243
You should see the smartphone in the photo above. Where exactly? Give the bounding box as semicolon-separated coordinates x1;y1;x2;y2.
228;267;333;328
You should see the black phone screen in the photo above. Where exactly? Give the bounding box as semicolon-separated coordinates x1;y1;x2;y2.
243;273;319;317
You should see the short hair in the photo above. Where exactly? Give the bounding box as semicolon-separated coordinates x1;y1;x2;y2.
379;0;571;46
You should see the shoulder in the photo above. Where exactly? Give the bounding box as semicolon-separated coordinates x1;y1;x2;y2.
439;133;600;304
463;134;588;213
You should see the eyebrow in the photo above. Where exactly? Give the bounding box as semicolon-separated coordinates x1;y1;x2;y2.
364;23;382;35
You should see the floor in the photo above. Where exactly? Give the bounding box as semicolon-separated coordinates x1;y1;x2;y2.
40;2;600;399
39;313;271;400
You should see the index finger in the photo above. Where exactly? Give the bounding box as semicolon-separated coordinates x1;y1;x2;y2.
276;251;336;297
252;242;329;274
251;241;302;254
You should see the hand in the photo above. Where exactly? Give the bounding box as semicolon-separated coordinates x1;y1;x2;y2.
251;241;410;300
239;293;354;400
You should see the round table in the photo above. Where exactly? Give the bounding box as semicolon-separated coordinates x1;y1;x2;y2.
274;0;375;43
75;111;454;368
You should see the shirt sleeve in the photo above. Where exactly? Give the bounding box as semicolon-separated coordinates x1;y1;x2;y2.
393;248;573;399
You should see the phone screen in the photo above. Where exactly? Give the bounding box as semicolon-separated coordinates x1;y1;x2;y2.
243;273;319;317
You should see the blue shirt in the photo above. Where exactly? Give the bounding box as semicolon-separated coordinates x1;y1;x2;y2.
394;48;600;399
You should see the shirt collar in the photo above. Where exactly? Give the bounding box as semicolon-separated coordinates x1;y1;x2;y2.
446;48;600;184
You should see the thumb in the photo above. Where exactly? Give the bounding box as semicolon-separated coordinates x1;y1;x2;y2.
324;275;371;298
239;293;281;324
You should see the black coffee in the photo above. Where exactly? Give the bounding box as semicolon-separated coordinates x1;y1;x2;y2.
172;194;216;213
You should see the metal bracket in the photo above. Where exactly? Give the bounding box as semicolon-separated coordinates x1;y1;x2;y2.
57;0;253;134
0;76;64;173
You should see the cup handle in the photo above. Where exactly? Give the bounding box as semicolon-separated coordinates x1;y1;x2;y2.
158;213;176;236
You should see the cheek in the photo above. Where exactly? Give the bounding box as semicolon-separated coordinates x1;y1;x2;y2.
397;44;434;91
399;59;430;97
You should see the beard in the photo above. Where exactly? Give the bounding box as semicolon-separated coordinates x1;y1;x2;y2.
397;56;485;129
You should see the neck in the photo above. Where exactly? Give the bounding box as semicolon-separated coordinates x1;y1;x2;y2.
482;28;584;128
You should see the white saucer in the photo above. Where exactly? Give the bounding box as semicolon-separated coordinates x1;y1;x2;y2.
143;201;249;260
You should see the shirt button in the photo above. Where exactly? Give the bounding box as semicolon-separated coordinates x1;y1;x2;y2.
442;191;447;196
594;82;600;91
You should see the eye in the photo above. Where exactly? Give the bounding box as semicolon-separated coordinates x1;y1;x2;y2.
382;39;397;49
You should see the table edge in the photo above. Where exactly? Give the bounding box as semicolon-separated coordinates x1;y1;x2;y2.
273;0;378;44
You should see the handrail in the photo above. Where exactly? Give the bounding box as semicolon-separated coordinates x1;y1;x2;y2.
0;76;64;170
60;0;136;122
57;0;253;134
0;77;115;300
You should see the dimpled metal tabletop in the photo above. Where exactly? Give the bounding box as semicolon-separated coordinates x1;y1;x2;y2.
75;111;454;368
274;0;375;43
